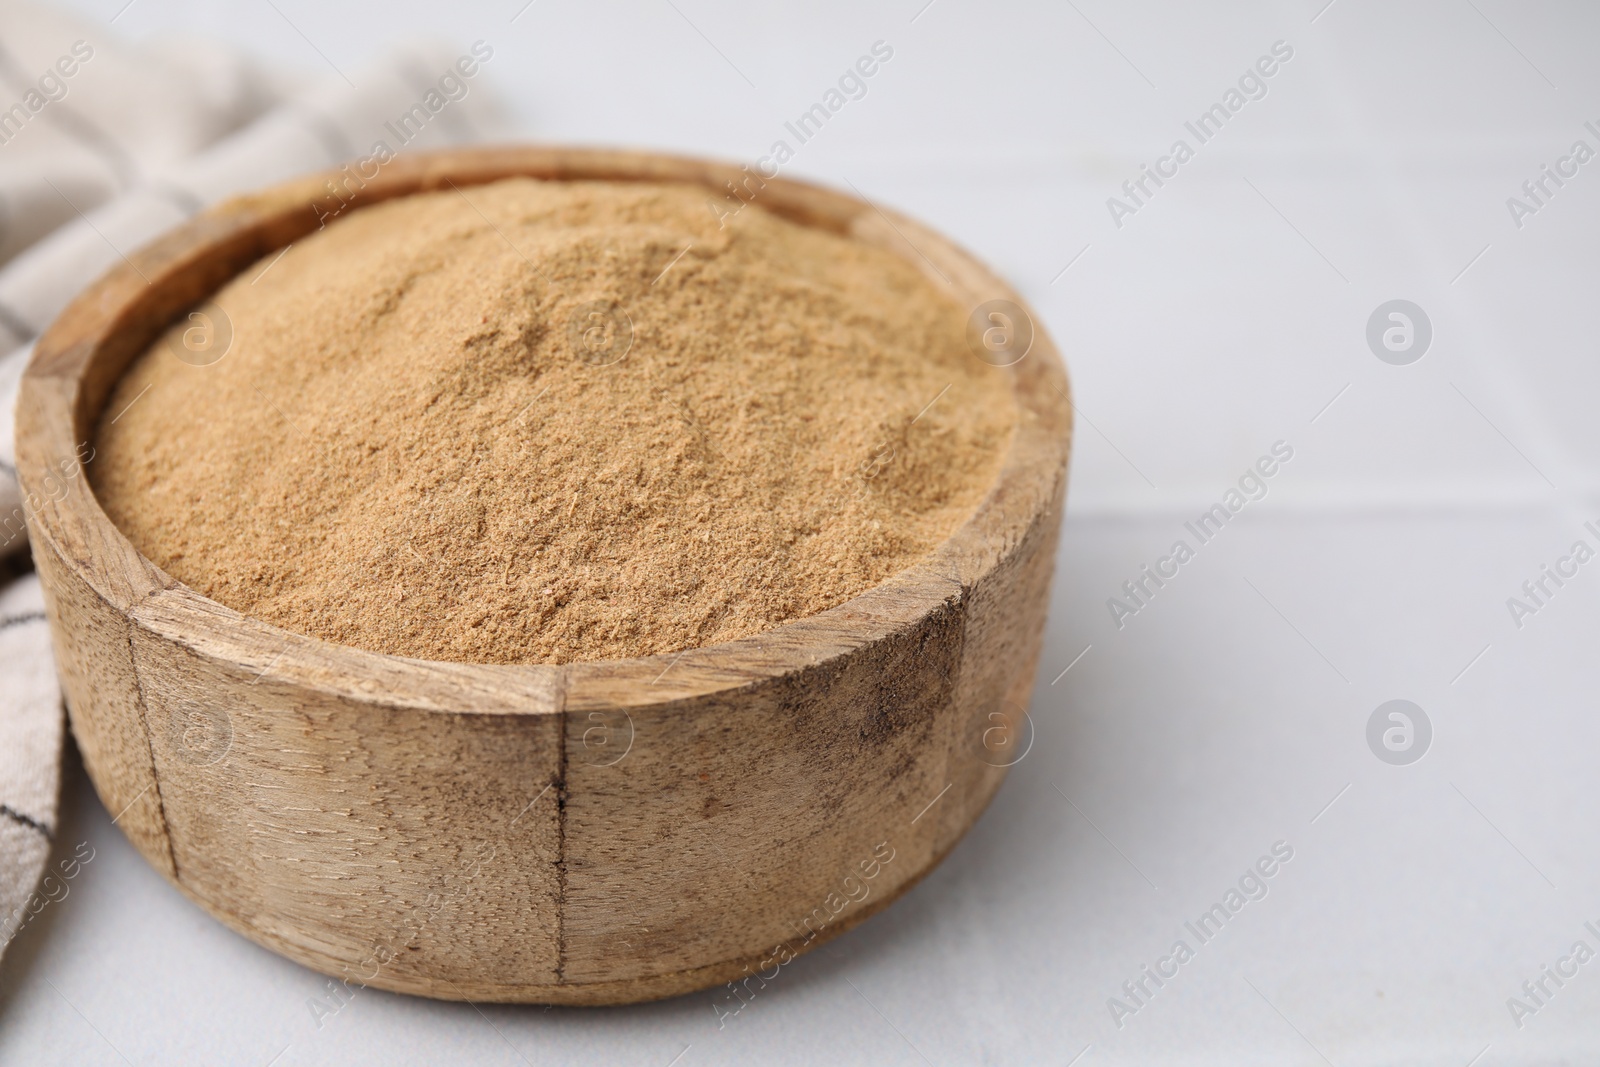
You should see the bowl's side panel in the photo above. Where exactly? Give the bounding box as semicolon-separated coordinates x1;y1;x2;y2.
18;370;179;879
32;532;177;878
119;595;567;995
935;467;1067;856
558;593;968;991
844;190;1073;869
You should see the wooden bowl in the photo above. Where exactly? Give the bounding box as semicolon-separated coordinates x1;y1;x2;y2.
16;147;1071;1005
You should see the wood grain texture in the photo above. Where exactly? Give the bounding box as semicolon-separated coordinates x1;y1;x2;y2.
16;146;1072;1005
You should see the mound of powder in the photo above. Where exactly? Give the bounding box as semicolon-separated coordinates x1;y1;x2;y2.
92;178;1015;664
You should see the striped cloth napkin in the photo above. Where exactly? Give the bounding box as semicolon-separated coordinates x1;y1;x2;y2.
0;0;509;958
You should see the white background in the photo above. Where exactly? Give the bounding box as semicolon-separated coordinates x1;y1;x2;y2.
5;1;1600;1063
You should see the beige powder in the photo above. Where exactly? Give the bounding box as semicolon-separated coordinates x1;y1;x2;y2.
93;178;1015;664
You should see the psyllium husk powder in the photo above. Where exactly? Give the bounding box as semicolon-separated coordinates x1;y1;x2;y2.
93;178;1016;664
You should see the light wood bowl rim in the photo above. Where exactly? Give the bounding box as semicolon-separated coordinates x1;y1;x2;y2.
19;145;1071;717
